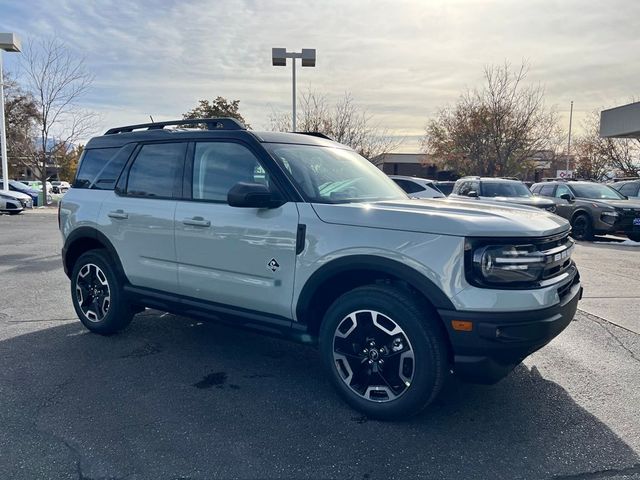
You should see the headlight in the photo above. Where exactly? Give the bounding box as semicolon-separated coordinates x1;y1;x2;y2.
601;210;619;224
465;236;575;288
473;244;546;284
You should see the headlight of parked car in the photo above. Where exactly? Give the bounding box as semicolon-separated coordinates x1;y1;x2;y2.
465;236;574;288
600;210;620;224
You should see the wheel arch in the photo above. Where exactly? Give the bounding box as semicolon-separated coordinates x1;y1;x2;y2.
63;227;126;281
570;208;593;224
295;255;455;337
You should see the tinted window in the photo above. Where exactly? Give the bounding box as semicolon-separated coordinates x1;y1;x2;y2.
192;142;267;202
618;182;640;197
481;182;531;197
571;183;624;199
92;144;135;190
539;185;555;196
74;148;120;188
457;180;479;196
393;179;424;194
555;184;572;197
126;143;185;198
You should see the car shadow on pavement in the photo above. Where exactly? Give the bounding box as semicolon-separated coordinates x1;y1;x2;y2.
1;312;638;480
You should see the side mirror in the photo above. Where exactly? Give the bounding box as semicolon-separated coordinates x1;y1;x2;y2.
227;182;284;209
560;193;574;202
467;190;478;198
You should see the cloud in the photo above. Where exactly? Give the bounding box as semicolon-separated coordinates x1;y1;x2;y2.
2;0;639;151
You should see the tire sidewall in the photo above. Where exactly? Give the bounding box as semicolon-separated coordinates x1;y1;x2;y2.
71;250;130;334
319;286;447;420
572;214;592;240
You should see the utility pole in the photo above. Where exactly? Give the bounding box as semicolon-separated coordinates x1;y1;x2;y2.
566;100;574;174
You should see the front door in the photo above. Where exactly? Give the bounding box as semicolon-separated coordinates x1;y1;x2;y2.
554;184;576;219
174;141;299;319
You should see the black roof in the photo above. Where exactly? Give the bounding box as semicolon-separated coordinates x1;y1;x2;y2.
86;117;347;150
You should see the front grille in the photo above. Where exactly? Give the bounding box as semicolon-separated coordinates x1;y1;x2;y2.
539;234;574;280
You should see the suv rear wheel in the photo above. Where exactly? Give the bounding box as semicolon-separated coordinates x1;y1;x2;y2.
319;285;449;420
71;249;134;335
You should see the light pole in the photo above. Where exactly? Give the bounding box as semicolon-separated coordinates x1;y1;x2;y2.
0;33;21;192
272;48;316;132
566;100;573;174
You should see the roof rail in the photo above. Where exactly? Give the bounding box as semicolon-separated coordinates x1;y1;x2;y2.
292;131;333;140
104;117;246;135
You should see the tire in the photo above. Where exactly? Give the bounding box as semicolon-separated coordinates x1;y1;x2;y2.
70;249;134;335
319;285;449;420
571;213;593;241
628;233;640;243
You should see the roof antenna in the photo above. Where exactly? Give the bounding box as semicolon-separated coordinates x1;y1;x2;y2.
149;115;155;123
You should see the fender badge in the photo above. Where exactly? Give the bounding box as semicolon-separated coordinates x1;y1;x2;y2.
267;258;280;272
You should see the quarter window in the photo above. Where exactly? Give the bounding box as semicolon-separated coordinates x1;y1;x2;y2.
192;142;268;202
126;143;185;198
74;148;120;189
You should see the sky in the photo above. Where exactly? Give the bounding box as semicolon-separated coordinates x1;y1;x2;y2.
1;0;639;152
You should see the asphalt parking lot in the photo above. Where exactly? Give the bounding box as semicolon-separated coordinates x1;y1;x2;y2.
1;209;639;480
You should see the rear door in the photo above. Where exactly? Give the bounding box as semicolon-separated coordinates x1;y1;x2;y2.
99;142;186;292
174;140;299;319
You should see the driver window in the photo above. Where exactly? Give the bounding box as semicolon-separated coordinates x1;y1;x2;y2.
555;184;571;198
192;142;268;202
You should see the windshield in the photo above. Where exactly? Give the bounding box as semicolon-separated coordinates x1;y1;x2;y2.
266;143;408;203
481;182;531;198
571;183;625;200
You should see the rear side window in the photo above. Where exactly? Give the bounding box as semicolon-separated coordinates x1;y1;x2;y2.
126;143;186;198
539;185;555;196
74;148;120;189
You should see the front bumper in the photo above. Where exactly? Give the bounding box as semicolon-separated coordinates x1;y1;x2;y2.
438;277;582;384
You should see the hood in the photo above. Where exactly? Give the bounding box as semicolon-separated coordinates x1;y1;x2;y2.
0;190;30;201
589;199;640;210
311;198;569;238
481;196;555;208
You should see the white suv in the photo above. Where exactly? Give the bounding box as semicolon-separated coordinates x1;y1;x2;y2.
59;118;582;419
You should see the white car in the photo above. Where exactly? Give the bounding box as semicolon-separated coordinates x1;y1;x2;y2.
389;175;445;198
0;191;26;214
51;180;71;194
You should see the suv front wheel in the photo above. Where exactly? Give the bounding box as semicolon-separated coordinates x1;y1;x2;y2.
71;249;134;335
319;285;449;420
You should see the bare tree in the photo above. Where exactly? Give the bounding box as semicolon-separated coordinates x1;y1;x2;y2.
573;110;640;179
422;61;560;177
22;38;97;194
269;90;402;161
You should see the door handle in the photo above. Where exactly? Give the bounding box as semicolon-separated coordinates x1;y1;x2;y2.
108;210;128;219
182;216;211;227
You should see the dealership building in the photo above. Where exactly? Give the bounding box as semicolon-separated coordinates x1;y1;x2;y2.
600;101;640;139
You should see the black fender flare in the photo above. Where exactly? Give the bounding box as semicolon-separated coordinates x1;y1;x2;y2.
62;227;126;280
295;254;456;322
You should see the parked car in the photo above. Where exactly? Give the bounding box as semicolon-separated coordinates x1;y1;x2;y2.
433;181;456;196
531;180;640;241
16;180;52;205
0;181;36;207
60;117;581;420
0;190;25;214
610;179;640;199
450;177;557;212
389;175;445;198
50;180;71;194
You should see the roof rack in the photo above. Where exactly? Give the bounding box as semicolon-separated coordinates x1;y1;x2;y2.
104;117;247;135
292;131;333;140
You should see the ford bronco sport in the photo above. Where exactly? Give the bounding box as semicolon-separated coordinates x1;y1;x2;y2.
59;118;582;419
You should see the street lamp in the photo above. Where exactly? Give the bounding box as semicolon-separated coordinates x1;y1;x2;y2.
272;47;316;131
0;32;21;192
